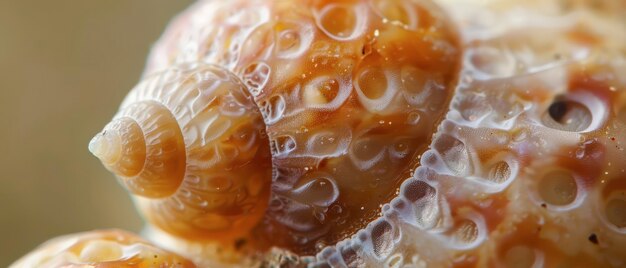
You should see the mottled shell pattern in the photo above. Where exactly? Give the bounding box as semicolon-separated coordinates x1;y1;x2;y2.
13;0;626;267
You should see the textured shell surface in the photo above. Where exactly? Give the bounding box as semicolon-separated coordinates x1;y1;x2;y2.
12;0;626;267
10;229;196;267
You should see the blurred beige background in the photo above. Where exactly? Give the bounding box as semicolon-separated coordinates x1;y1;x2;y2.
0;0;193;266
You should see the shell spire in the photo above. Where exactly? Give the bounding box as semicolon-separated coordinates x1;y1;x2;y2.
91;64;273;244
89;109;186;198
89;118;147;178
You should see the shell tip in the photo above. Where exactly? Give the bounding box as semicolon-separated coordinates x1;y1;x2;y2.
89;130;122;164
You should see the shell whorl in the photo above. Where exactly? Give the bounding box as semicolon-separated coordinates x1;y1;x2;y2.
90;102;186;198
91;63;273;241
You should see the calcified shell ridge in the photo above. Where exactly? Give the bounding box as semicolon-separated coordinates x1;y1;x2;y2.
305;1;626;267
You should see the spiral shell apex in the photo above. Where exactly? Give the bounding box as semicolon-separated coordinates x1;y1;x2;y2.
90;63;273;241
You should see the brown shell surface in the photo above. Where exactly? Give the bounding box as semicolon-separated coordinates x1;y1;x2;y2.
141;0;461;256
10;229;196;268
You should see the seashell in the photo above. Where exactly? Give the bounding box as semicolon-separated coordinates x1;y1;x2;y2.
10;229;195;267
90;0;461;263
14;0;626;267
